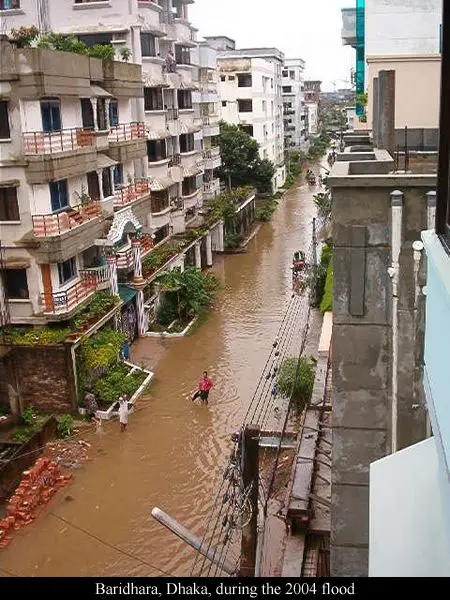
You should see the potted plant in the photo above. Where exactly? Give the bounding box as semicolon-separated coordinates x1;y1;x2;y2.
120;48;132;62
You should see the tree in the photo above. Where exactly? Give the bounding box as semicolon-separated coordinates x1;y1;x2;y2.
253;159;276;194
277;356;316;414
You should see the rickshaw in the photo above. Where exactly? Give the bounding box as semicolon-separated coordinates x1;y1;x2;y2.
306;170;316;186
292;251;306;275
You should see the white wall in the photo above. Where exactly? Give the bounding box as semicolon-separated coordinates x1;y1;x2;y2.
365;0;442;56
282;60;306;148
21;98;82;132
370;437;450;576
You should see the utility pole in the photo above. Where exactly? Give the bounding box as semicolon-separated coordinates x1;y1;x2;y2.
239;424;260;577
312;217;318;268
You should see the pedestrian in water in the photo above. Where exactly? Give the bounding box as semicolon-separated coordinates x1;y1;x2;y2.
84;388;98;421
118;396;129;432
191;371;213;405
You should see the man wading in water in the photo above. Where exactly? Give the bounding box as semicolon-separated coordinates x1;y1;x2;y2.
191;371;213;405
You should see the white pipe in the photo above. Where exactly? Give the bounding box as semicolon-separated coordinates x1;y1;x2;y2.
390;190;403;454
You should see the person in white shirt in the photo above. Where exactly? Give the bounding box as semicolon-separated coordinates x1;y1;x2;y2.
118;397;129;432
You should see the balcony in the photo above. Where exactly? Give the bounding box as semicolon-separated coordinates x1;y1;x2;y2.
108;122;145;143
341;7;357;48
23;127;94;155
32;201;102;237
41;277;97;316
202;148;222;170
79;265;110;291
166;108;179;121
107;122;147;163
203;179;220;199
117;247;134;271
202;115;220;138
114;180;150;208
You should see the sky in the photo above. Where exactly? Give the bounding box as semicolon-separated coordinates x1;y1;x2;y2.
189;0;355;91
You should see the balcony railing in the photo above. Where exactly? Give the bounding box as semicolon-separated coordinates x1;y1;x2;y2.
169;153;182;166
42;277;97;315
203;180;220;196
23;128;95;155
202;148;220;160
166;108;179;121
117;248;134;271
151;197;170;213
108;122;145;143
114;179;150;207
202;115;219;126
79;265;110;287
32;201;101;237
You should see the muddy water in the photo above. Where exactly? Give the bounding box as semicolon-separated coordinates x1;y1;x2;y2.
1;177;318;578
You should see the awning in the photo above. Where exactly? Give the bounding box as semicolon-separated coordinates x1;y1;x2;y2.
182;165;202;178
2;257;31;269
179;122;201;135
146;129;171;140
149;177;174;191
118;284;137;305
89;85;113;98
177;39;197;48
97;154;118;170
0;179;20;188
179;80;199;90
142;28;167;38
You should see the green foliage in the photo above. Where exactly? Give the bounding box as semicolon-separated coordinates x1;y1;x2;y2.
307;132;331;161
253;159;276;193
13;406;41;443
22;405;36;426
154;267;220;321
57;414;75;439
71;292;119;331
313;191;332;219
10;26;39;48
88;44;116;61
9;326;70;345
355;92;368;106
157;296;178;326
120;47;132;62
93;363;147;403
256;199;278;221
13;429;34;443
313;241;333;308
283;174;296;189
81;329;126;372
277;357;316;414
142;242;185;277
37;33;88;55
320;261;333;313
224;232;244;249
358;114;367;123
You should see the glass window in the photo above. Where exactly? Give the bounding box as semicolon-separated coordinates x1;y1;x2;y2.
0;187;20;221
41;99;61;133
113;164;123;186
4;269;29;300
182;176;196;196
144;88;164;111
81;99;94;130
220;76;226;82
221;101;227;107
0;0;21;9
238;99;252;113
282;70;288;77
282;86;292;93
290;71;295;79
102;168;113;198
77;33;113;47
147;139;167;162
239;124;253;137
141;33;156;57
49;180;69;212
237;74;252;87
180;133;194;153
175;45;191;65
109;100;119;127
0;101;10;139
58;258;77;285
177;90;192;109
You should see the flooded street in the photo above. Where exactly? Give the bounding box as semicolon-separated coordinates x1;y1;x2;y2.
1;177;318;578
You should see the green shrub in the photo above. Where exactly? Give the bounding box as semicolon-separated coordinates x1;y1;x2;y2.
88;44;116;61
157;297;178;326
9;326;70;345
224;232;244;249
93;364;147;403
256;199;278;221
277;357;316;413
22;405;35;426
81;329;127;372
320;261;333;313
57;414;75;439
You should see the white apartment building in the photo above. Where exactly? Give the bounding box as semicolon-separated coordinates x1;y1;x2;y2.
303;80;322;137
207;39;286;191
1;0;219;238
282;58;308;149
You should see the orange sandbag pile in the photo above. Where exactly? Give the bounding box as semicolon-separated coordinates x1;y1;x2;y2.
0;456;72;550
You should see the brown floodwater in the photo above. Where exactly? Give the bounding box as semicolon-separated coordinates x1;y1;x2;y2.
1;175;319;578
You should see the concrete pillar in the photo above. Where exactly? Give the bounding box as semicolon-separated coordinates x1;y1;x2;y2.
90;97;99;132
107;255;119;296
136;288;147;336
217;222;224;252
372;77;379;145
105;98;111;129
194;242;201;269
426;190;436;230
206;233;213;266
132;239;144;283
378;70;396;156
96;170;105;202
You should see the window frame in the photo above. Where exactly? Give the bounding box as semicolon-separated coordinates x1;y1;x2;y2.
109;99;119;127
0;186;20;222
41;98;62;133
147;139;167;162
237;73;252;88
180;133;194;153
0;0;21;9
0;100;10;139
49;180;69;213
58;257;77;286
4;268;29;300
141;33;157;58
237;99;253;113
144;87;164;111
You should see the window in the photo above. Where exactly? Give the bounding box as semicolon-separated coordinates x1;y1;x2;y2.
271;79;273;89
97;98;107;131
4;269;29;300
221;101;227;107
58;258;77;286
0;101;10;139
290;70;295;80
228;75;235;81
262;100;266;112
77;33;113;47
237;74;252;87
102;168;113;198
151;191;169;213
220;75;226;82
147;139;167;162
144;88;164;111
238;99;252;113
141;33;156;57
113;164;123;187
239;124;253;137
49;180;69;212
282;70;288;77
0;187;19;221
41;99;61;133
283;86;292;93
182;176;196;196
177;90;192;110
271;101;274;114
80;99;94;130
109;99;119;127
0;0;21;8
263;125;267;138
180;133;194;153
175;45;191;65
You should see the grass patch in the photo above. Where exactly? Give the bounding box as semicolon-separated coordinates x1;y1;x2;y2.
320;261;333;313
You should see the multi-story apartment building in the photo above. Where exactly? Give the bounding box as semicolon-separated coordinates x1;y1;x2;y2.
282;58;308;149
303;80;321;136
1;0;221;238
206;37;286;191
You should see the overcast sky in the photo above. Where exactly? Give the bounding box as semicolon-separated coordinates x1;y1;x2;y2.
189;0;355;91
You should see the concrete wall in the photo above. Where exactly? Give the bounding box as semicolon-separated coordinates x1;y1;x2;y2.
329;154;434;576
365;0;442;57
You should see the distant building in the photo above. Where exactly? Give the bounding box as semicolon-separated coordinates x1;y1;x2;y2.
282;58;308;150
303;80;322;136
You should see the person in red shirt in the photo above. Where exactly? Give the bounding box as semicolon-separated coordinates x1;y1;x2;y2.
191;371;213;405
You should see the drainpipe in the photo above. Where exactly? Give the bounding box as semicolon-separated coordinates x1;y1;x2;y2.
388;190;403;454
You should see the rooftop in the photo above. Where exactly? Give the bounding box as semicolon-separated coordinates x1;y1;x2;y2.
217;47;285;62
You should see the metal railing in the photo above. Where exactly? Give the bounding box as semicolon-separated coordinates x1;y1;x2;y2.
202;115;219;127
42;276;97;315
203;180;220;194
108;122;145;143
23;128;95;155
166;108;179;121
169;153;182;166
32;201;101;237
114;179;150;207
202;148;220;160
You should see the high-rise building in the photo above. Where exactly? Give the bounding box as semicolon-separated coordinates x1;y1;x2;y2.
282;58;308;149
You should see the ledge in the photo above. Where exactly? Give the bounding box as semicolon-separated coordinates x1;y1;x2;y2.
73;1;112;9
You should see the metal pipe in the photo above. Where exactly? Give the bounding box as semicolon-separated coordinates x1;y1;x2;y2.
151;507;235;576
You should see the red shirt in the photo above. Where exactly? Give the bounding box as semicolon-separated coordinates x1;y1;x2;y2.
199;377;213;392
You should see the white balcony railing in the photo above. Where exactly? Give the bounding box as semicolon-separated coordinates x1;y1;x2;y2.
23;128;95;155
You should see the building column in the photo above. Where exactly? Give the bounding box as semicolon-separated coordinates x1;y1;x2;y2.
372;77;379;144
110;166;116;196
136;288;148;337
132;239;144;283
107;255;119;296
96;170;105;201
90;97;99;131
194;242;202;269
206;233;213;267
378;70;396;156
105;98;111;129
217;221;224;252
